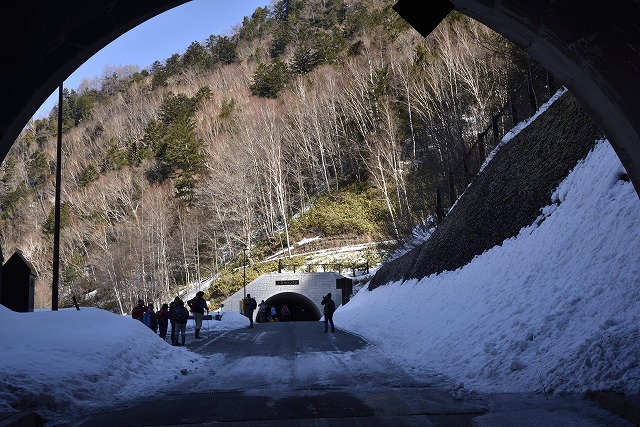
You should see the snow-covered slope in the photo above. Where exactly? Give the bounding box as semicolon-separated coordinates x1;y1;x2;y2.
336;138;640;394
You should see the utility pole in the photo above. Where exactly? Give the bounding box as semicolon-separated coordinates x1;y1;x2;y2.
243;246;247;299
52;84;63;311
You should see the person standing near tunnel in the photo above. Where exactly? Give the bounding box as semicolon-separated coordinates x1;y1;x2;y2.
243;293;257;328
258;300;266;323
321;293;336;333
188;291;208;340
281;304;290;321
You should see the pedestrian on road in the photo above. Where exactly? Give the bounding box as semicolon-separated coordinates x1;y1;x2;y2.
169;296;180;345
270;305;278;322
157;303;171;341
258;300;266;323
243;293;257;328
173;300;189;346
131;299;146;322
321;293;336;333
281;304;290;321
188;291;209;340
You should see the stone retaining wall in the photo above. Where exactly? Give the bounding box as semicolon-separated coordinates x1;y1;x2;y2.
370;91;603;289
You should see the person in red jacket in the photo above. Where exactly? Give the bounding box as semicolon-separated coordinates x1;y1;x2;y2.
281;304;290;321
131;299;146;322
157;303;171;340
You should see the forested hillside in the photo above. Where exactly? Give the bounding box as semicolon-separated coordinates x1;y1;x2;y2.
0;0;535;312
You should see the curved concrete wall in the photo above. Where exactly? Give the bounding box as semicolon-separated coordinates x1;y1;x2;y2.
221;272;344;320
0;0;189;164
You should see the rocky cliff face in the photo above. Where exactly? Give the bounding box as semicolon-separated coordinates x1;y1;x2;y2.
370;91;603;289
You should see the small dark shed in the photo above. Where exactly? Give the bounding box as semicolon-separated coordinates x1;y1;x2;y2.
336;277;353;304
1;251;37;312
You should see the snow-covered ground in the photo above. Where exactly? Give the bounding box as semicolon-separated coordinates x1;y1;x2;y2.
1;90;639;423
337;136;640;395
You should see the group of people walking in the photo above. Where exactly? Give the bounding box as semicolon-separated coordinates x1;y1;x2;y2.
253;298;290;323
131;291;209;346
134;290;337;339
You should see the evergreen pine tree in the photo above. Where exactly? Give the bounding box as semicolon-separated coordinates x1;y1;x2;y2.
249;58;291;98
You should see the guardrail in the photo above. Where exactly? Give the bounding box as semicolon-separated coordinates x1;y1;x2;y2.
187;314;222;321
277;260;370;276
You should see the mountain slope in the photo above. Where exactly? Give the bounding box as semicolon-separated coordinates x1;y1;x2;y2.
370;89;603;288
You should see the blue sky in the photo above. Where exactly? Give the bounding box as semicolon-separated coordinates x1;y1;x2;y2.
34;0;269;119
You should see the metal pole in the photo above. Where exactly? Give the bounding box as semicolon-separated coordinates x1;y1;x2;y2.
243;246;247;299
52;84;63;311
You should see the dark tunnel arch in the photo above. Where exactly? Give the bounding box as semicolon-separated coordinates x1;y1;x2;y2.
259;292;322;322
2;0;640;198
0;0;189;165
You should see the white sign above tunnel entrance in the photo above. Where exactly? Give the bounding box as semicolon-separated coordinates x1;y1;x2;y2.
275;280;299;286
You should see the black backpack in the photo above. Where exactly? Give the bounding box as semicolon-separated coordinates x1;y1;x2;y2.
174;306;188;324
325;300;336;314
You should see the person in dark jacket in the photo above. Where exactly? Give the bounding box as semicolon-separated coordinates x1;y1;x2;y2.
173;300;189;346
321;293;336;333
187;291;208;340
157;303;172;340
168;296;180;345
243;294;257;328
131;299;146;322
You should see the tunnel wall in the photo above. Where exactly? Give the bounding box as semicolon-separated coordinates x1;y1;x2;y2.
0;0;189;164
221;272;345;318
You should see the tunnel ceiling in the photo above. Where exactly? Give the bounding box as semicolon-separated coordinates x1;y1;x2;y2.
0;0;189;163
1;0;640;197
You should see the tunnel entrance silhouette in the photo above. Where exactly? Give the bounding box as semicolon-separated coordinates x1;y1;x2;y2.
260;292;321;322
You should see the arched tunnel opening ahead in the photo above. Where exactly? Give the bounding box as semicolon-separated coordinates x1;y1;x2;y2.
258;292;321;322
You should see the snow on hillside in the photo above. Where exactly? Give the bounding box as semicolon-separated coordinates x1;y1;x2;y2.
335;137;640;395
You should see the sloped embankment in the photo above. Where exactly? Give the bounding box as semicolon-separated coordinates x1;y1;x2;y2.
370;91;603;289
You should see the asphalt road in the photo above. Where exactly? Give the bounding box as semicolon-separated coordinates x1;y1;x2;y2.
189;319;369;356
68;321;632;427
